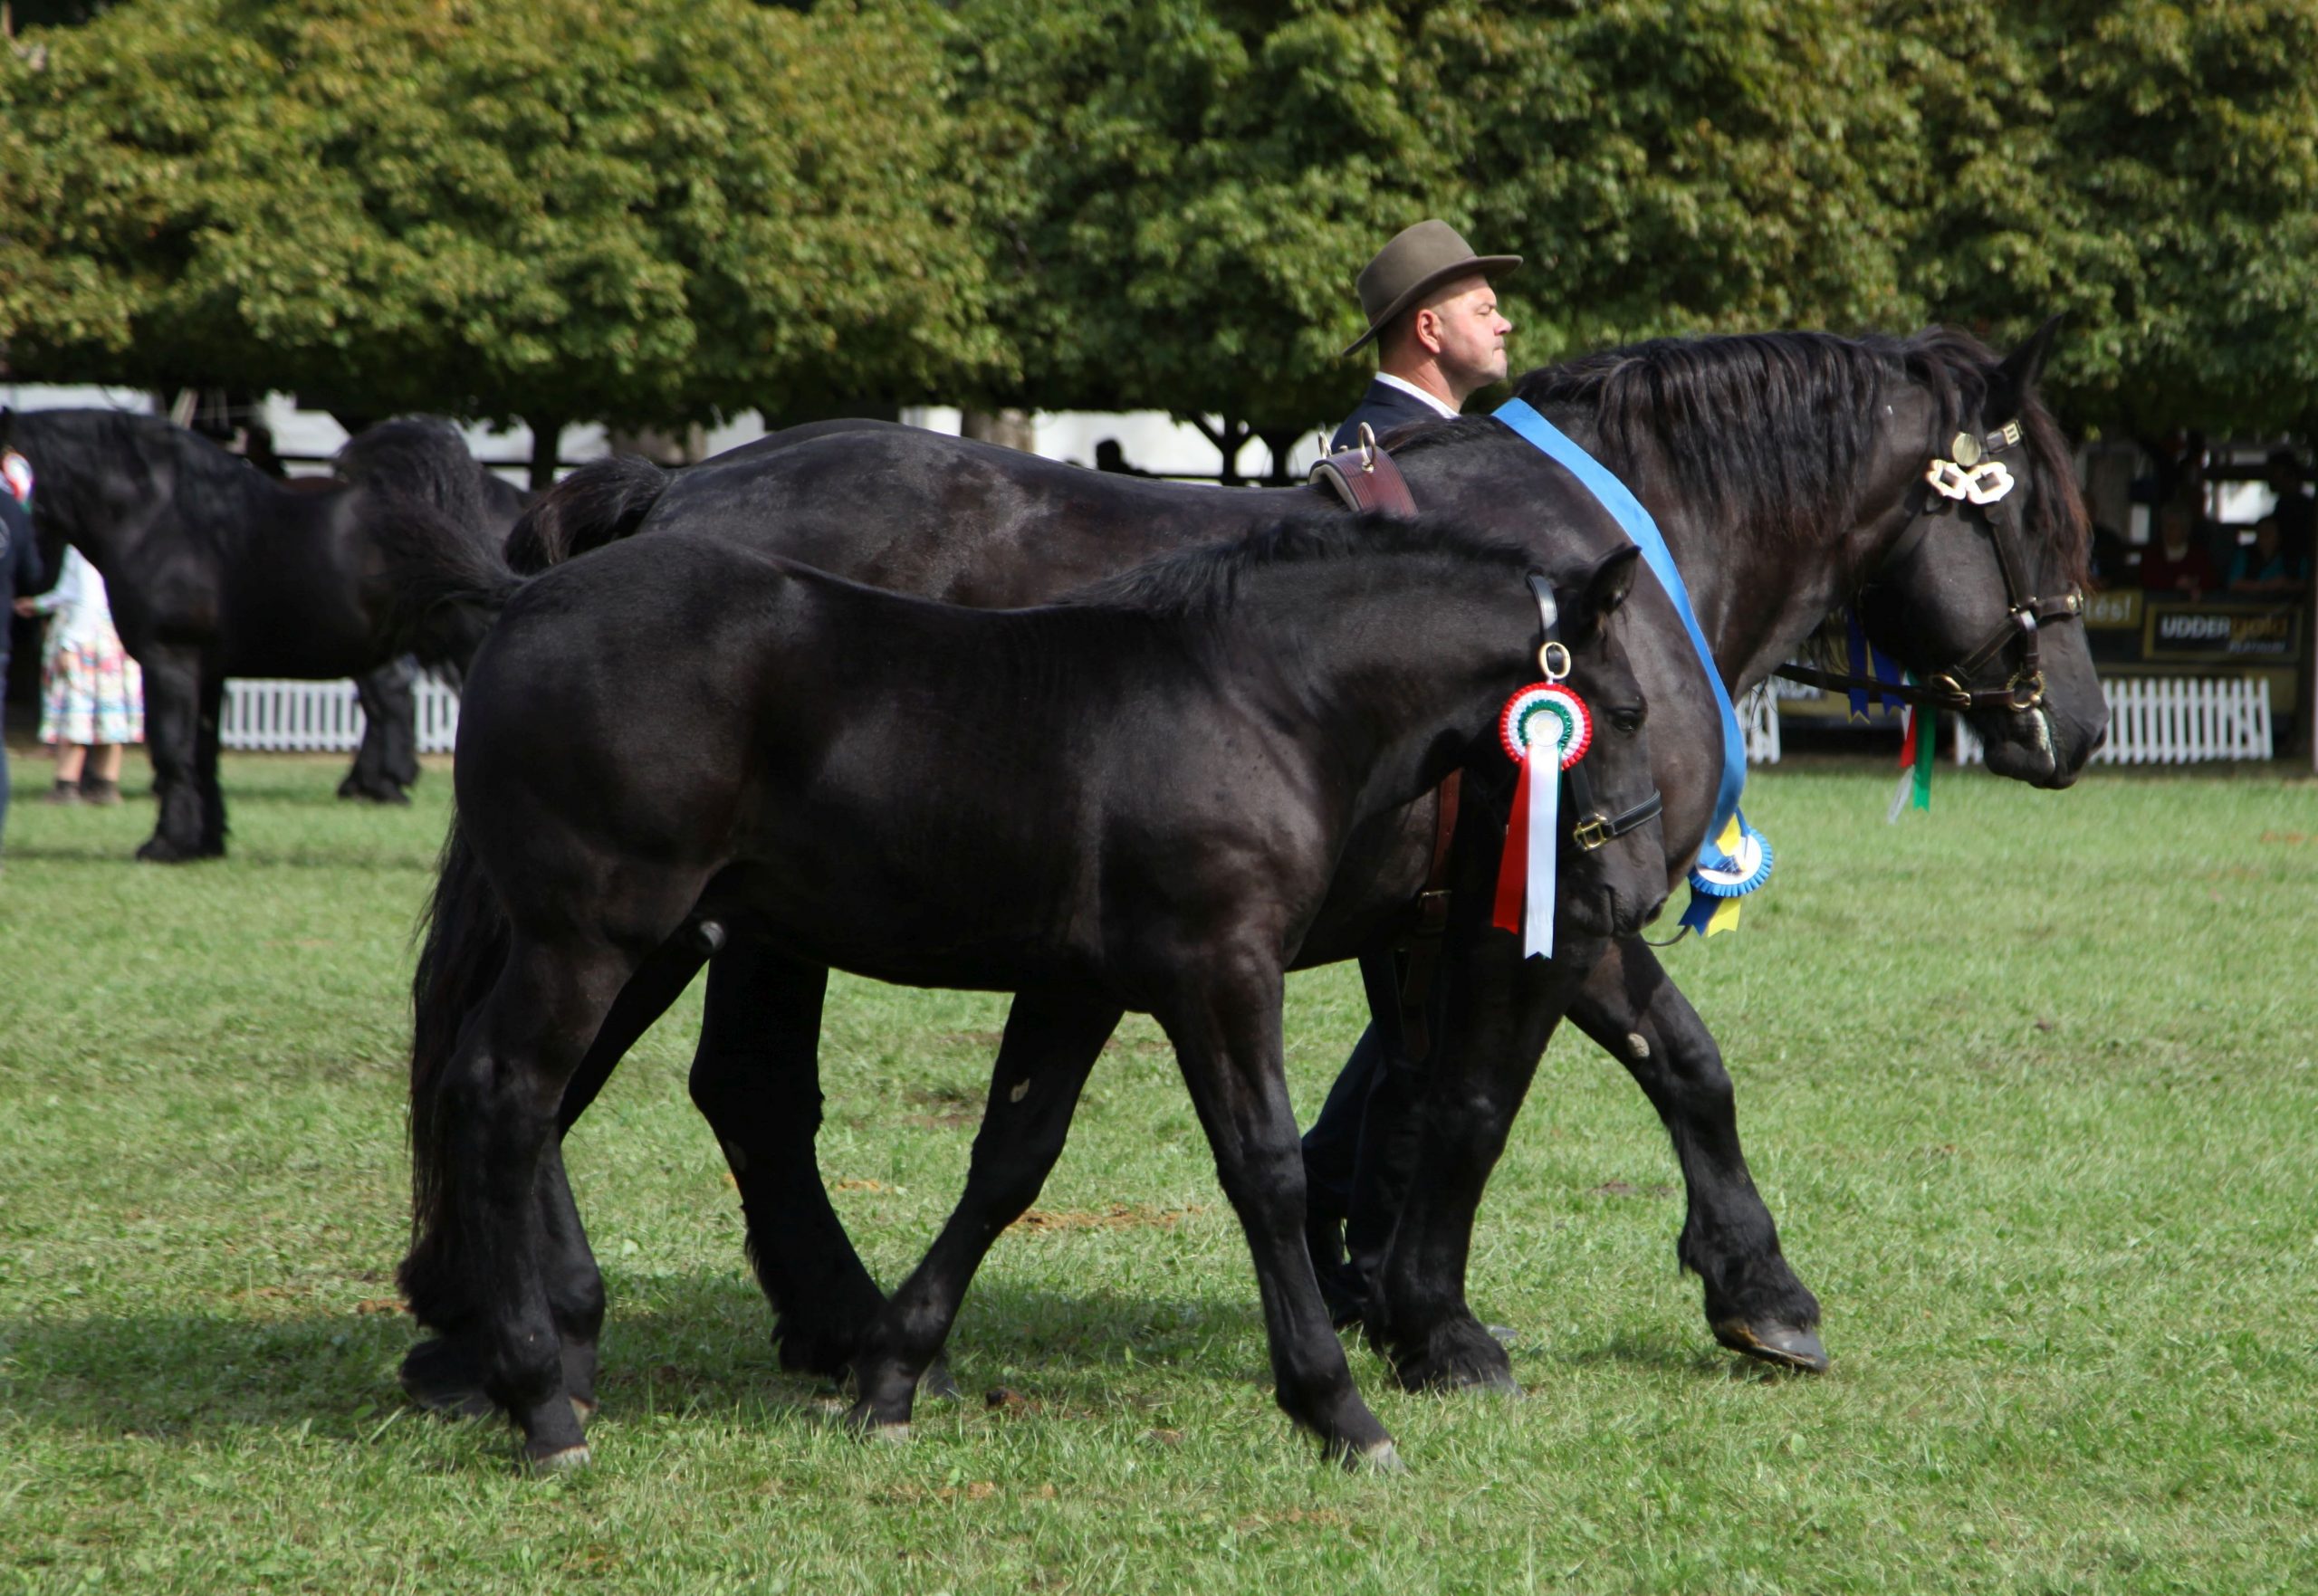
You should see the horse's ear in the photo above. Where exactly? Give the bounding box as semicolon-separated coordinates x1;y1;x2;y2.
1988;314;2063;417
1570;544;1644;638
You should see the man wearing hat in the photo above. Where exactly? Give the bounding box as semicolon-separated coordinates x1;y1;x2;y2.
1304;219;1520;1328
1329;219;1518;452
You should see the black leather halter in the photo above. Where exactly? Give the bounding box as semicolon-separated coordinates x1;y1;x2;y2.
1774;419;2085;715
1526;572;1663;850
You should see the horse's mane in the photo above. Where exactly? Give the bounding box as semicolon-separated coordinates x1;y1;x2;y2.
11;408;273;547
1067;512;1537;620
1388;328;2088;587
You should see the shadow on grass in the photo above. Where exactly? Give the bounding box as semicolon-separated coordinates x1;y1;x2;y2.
0;1270;1269;1445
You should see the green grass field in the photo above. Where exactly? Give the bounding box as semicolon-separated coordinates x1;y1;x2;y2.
1;749;2313;1594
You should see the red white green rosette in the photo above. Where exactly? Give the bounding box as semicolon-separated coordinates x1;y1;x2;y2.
1499;682;1592;769
1492;681;1593;960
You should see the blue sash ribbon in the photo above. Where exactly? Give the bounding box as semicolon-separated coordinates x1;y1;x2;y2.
1493;398;1770;935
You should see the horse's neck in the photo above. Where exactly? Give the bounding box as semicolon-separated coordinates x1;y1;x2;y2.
1218;558;1518;803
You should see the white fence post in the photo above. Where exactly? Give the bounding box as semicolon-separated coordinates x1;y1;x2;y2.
219;678;461;755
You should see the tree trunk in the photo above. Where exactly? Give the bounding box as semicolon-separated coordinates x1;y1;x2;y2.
526;416;565;493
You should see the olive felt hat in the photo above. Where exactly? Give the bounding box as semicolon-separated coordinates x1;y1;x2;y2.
1343;219;1520;357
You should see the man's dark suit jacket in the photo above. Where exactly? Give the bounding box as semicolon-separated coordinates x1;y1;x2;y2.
1328;378;1452;453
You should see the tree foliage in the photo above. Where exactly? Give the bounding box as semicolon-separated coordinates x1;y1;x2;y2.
5;0;2315;442
1894;0;2318;435
0;0;1006;427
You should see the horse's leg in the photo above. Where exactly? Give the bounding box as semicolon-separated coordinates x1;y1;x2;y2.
132;643;209;863
342;662;417;804
1161;953;1399;1467
684;939;891;1379
403;935;709;1418
1367;933;1591;1393
403;933;633;1468
1567;937;1825;1371
195;665;226;855
842;987;1123;1434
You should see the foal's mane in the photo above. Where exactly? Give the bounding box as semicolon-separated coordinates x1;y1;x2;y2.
1067;512;1536;620
1398;328;2089;585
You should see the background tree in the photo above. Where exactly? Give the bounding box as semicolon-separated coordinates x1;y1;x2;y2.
0;0;1007;484
953;1;1918;478
1893;0;2318;437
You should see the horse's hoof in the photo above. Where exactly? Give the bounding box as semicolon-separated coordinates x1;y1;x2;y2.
525;1443;592;1473
134;836;202;865
918;1359;963;1402
1713;1319;1830;1374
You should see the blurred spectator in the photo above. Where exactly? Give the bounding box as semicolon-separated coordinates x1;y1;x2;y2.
236;423;289;480
2139;502;2216;597
0;458;46;862
14;545;144;805
2265;449;2313;568
1093;438;1153;477
2087;521;2129;589
2227;516;2310;597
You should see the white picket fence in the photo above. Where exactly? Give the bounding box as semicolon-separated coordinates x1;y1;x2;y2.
221;677;461;754
214;672;2272;769
1954;675;2272;766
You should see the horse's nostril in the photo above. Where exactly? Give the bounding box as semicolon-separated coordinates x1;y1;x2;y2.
1643;893;1668;927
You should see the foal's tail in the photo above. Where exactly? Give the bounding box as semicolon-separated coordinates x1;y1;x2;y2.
503;454;672;572
397;806;512;1316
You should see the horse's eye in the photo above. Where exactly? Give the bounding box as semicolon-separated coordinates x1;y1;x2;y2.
1610;706;1645;732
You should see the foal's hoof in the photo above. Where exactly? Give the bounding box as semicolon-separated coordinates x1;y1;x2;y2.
1713;1319;1830;1374
400;1338;494;1418
1331;1438;1407;1475
524;1443;592;1474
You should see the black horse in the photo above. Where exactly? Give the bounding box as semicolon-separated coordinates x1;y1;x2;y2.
400;516;1667;1468
0;409;513;857
405;323;2102;1430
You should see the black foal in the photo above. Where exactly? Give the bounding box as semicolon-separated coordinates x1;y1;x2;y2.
398;516;1665;1468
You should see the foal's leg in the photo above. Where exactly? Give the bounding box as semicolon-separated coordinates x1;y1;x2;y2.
403;936;710;1417
1567;937;1825;1371
407;935;633;1467
1368;932;1594;1393
683;941;894;1379
843;988;1123;1433
1161;952;1399;1467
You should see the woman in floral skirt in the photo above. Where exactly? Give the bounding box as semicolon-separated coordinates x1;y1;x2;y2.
13;544;143;805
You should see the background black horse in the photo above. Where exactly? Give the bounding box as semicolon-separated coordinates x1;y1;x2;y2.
400;516;1666;1468
408;322;2102;1420
0;409;512;858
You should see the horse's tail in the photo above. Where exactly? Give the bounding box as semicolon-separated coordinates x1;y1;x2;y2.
397;806;511;1322
503;454;671;573
336;416;493;534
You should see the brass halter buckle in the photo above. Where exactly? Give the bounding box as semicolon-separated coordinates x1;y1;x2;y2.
1570;814;1613;852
